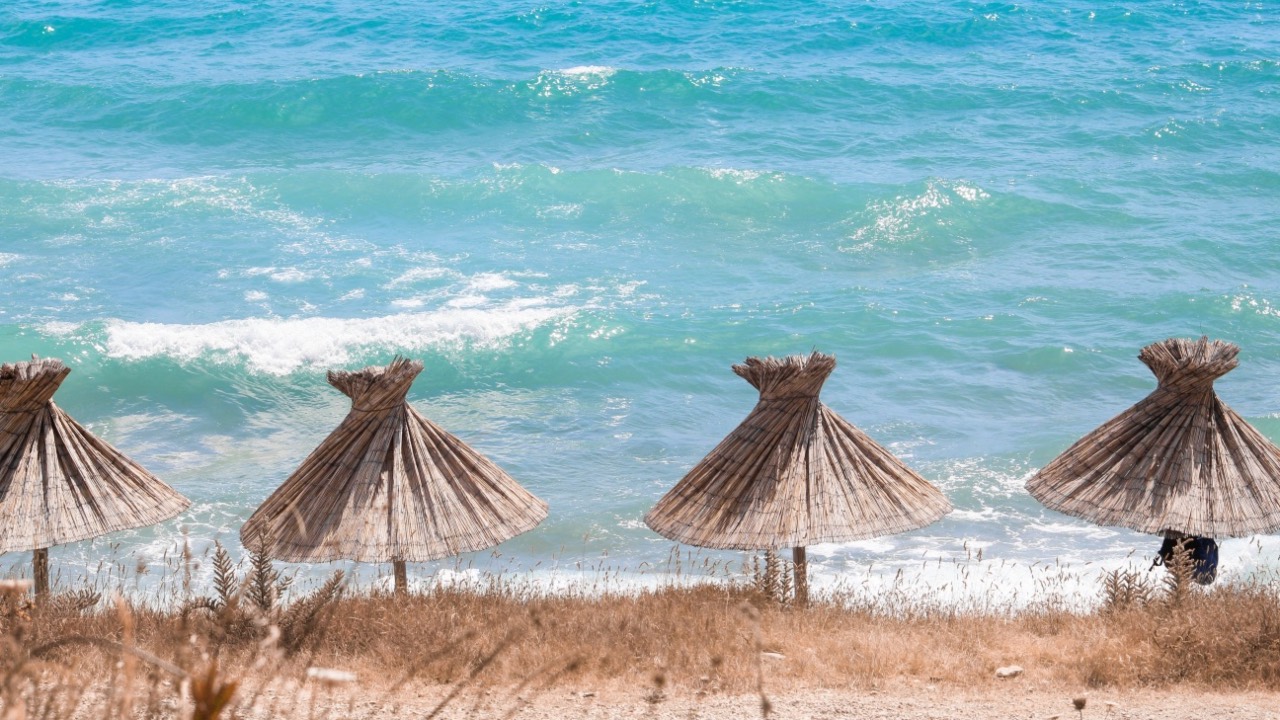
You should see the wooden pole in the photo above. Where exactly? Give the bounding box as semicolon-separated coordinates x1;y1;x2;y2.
792;546;808;606
393;559;408;595
33;547;50;598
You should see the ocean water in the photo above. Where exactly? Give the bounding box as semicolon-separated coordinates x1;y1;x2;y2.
2;0;1279;601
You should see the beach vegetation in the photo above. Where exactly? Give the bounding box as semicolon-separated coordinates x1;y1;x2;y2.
3;550;1280;718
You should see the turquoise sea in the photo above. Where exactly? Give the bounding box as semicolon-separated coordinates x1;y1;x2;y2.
2;0;1279;601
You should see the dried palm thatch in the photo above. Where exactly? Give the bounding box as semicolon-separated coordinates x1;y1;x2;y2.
1026;337;1280;538
644;352;952;602
241;357;548;592
0;356;191;596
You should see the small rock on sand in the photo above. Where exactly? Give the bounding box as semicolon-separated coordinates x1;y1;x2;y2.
995;665;1023;679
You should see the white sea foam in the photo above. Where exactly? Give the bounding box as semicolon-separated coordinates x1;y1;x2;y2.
445;294;488;309
556;65;616;77
947;507;1009;523
532;67;615;98
686;70;729;88
465;272;517;292
1026;521;1120;539
240;266;313;283
270;268;311;283
45;177;367;257
387;266;451;287
536;203;583;219
1229;292;1280;318
41;321;79;335
847;179;991;248
0;253;19;267
812;538;895;554
45;303;575;375
705;168;766;183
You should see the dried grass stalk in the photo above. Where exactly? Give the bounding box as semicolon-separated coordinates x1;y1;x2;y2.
645;352;952;550
241;357;548;563
1026;337;1280;538
0;356;190;554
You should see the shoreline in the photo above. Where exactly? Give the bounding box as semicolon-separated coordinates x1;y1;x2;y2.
13;538;1280;613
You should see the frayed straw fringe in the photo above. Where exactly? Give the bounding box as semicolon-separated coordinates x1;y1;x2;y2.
242;357;548;563
1026;337;1280;538
0;356;190;553
645;352;951;549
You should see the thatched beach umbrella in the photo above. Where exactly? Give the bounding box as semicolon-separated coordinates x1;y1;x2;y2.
645;352;953;603
1026;337;1280;539
0;356;191;597
241;357;548;593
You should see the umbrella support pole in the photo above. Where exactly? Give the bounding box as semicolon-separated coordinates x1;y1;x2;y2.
792;546;808;606
33;547;50;598
393;560;407;595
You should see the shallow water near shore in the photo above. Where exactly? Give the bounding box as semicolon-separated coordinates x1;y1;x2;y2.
2;0;1279;602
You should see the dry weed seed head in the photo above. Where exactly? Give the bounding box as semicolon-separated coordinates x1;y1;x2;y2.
0;580;34;630
190;661;238;720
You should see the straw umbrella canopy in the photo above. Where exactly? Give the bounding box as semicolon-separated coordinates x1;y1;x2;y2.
0;356;191;597
241;357;548;593
644;352;952;603
1025;337;1280;539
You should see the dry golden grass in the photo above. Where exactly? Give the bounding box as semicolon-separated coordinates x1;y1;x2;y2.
4;553;1280;719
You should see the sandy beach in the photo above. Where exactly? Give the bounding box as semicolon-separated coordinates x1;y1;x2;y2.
235;682;1280;720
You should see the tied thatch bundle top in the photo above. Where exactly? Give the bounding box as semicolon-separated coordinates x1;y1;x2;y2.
241;357;548;563
0;356;190;553
1026;337;1280;538
645;352;952;550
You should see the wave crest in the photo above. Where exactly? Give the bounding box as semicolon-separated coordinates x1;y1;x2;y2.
45;304;575;375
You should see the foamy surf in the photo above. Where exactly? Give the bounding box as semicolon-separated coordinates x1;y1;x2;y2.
43;303;576;375
27;527;1280;610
